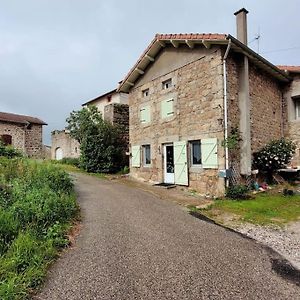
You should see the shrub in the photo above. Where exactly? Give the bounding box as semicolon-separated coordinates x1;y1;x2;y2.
0;158;78;298
60;157;80;167
226;184;250;199
0;142;23;159
66;106;128;173
252;138;296;173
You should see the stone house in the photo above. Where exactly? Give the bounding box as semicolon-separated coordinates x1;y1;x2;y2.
117;8;300;196
0;111;47;158
52;89;129;160
51;129;80;160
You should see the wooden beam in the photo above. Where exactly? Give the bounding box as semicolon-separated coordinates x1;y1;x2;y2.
202;40;211;49
185;40;194;49
145;54;154;62
158;40;166;47
170;40;179;48
127;81;134;86
135;68;144;75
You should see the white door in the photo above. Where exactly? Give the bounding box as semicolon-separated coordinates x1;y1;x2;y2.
55;147;63;160
164;144;175;184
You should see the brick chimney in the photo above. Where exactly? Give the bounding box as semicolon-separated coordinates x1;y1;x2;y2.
234;8;248;45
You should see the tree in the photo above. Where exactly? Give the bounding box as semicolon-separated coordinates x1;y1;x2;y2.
66;106;127;173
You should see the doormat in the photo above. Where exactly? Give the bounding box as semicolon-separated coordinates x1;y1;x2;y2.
153;183;176;189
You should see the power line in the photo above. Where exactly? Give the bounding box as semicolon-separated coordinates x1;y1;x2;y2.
261;46;300;54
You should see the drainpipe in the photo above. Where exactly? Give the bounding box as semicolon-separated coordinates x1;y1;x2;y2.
223;39;232;187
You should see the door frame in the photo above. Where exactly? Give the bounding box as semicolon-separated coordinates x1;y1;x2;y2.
163;143;175;184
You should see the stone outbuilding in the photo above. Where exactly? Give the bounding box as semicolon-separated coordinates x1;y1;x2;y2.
0;111;47;158
52;89;129;160
117;8;300;197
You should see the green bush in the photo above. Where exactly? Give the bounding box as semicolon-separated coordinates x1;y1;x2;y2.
0;142;23;159
59;157;80;167
66;106;128;173
0;158;78;298
226;184;250;199
252;138;296;173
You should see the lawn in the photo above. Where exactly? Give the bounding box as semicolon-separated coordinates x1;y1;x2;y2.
195;193;300;226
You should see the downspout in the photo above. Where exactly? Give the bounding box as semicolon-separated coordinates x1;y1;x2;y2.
223;39;232;187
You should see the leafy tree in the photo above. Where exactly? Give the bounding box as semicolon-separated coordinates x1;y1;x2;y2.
66;106;127;173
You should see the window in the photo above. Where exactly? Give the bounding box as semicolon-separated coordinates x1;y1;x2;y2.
162;78;172;90
296;99;300;120
142;88;149;97
190;140;201;166
140;105;151;124
142;145;151;166
1;134;12;146
161;99;174;119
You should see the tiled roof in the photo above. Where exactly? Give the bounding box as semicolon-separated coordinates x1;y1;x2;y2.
277;65;300;73
118;33;227;91
0;112;47;125
156;33;227;40
82;89;117;106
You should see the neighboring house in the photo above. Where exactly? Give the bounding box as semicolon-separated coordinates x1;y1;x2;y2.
116;8;300;196
51;130;80;160
52;90;129;160
0;111;47;158
82;89;128;115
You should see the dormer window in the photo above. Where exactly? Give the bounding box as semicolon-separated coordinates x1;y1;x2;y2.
142;88;149;97
162;78;172;90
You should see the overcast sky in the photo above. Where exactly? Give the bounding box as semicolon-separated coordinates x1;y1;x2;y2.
0;0;299;145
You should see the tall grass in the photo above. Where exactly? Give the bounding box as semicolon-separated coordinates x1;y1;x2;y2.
0;157;78;299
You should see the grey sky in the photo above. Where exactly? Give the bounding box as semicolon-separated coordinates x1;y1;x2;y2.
0;0;299;145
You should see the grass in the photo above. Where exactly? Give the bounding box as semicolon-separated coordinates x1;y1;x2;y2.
0;157;79;299
193;193;300;226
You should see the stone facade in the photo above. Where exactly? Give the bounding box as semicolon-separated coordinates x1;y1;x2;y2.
51;130;80;160
284;74;300;166
104;103;129;150
0;121;44;158
129;45;226;196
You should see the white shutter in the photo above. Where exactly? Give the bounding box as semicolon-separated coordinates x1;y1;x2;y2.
131;145;141;167
201;138;218;169
174;141;188;186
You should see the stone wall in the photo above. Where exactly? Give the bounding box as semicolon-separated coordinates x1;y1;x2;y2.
284;74;300;166
0;121;44;158
129;45;225;196
249;65;284;152
0;121;25;152
104;103;129;150
51;130;80;159
24;124;44;158
226;55;285;173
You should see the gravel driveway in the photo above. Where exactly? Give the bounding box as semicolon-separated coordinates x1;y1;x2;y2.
35;173;300;299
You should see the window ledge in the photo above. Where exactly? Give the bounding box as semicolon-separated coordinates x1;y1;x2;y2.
189;166;204;174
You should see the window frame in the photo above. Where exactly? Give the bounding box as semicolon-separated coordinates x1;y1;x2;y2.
142;88;149;97
189;140;202;167
296;99;300;120
162;78;172;90
142;144;151;167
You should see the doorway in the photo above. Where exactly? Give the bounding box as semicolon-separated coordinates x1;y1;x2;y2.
163;144;174;184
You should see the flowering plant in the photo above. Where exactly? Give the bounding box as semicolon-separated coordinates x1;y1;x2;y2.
252;138;296;172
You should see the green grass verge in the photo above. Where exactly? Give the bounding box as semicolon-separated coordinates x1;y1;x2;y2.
194;193;300;226
0;157;79;299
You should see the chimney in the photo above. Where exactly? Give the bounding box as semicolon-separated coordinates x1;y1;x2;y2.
234;8;248;45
